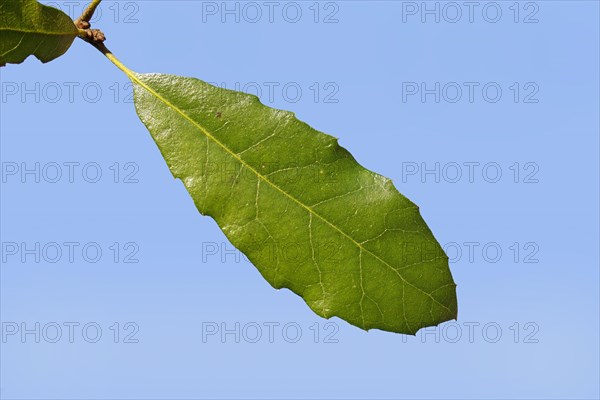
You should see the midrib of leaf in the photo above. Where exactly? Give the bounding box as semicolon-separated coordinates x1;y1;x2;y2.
105;52;452;314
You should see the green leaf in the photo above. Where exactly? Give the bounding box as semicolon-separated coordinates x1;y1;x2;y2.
0;0;78;66
130;72;457;334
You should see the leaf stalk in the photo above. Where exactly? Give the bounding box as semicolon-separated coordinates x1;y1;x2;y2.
91;42;136;81
75;0;102;26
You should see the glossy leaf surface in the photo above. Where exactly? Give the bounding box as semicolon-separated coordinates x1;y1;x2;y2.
130;72;457;334
0;0;78;66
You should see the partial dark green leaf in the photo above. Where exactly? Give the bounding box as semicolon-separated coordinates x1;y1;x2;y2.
131;72;457;334
0;0;78;66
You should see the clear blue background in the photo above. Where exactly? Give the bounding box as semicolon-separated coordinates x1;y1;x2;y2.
1;1;599;398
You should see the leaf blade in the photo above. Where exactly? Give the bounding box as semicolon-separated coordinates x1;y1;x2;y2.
0;0;78;66
131;72;457;334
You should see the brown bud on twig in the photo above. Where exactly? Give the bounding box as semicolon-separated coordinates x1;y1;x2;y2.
91;29;106;42
76;20;90;29
82;28;106;44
